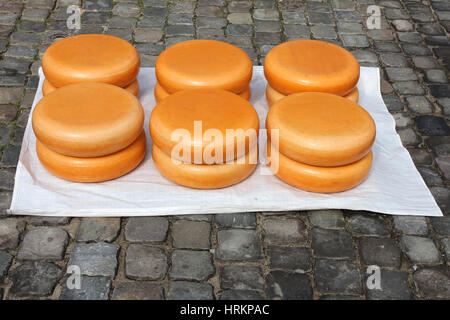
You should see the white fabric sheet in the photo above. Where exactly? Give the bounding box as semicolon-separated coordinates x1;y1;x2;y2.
8;67;443;217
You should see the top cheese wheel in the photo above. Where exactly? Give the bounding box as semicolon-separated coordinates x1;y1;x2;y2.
33;82;144;158
266;92;376;167
42;34;140;88
155;40;252;94
264;40;360;96
150;88;259;164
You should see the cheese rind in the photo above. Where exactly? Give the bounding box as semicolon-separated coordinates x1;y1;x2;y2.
154;82;251;103
267;140;373;193
156;40;252;94
266;84;359;106
36;131;146;182
266;92;375;167
150;88;259;164
42;34;140;88
42;78;140;97
33;82;144;157
264;40;360;96
152;143;257;189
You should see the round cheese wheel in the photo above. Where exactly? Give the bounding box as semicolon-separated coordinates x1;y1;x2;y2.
266;92;375;167
33;82;144;158
156;40;252;94
152;143;257;189
266;84;359;106
264;40;360;96
267;140;373;193
42;34;140;88
42;78;140;97
150;88;259;164
36;131;146;183
154;82;251;103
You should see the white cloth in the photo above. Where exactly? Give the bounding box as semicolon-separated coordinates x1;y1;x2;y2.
9;67;443;217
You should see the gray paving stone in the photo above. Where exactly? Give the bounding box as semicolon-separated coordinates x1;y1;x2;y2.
365;270;411;300
1;144;20;166
348;213;389;236
320;294;362;300
125;217;169;243
228;12;252;24
380;53;408;67
29;217;71;226
436;157;450;179
425;69;448;84
416;116;450;136
84;0;113;10
168;281;214;300
430;217;450;235
254;8;279;21
401;236;440;264
262;218;307;243
311;25;337;39
402;44;431;56
227;23;252;36
125;244;167;280
18;227;68;261
112;282;164;300
170;1;196;14
76;218;121;242
172;220;210;249
394;112;413;128
143;6;167;17
167;24;195;36
220;289;264;300
267;246;312;272
374;41;401;53
284;24;310;37
398;32;423;43
68;242;119;277
0;57;32;74
197;6;225;18
216;229;262;261
398;128;420;145
60;276;111;300
0;191;12;216
229;1;252;13
112;3;140;17
337;21;363;34
0;250;12;282
341;34;369;47
0;169;16;190
221;265;264;291
138;16;165;28
0;218;26;250
108;16;136;29
417;23;445;36
406;96;433;114
441;238;450;260
430;189;450;213
215;212;256;229
9;261;62;296
170;250;214;281
392;19;414;31
315;259;362;294
408;148;432;166
359;238;402;268
414;268;450;298
176;214;212;222
308;12;334;25
412;56;439;69
0;13;19;25
82;11;109;25
197;17;227;29
386;67;418;81
393;216;428;235
255;20;282;33
0;105;17;123
311;228;355;258
22;8;49;22
308;210;345;229
282;11;306;24
266;271;313;300
254;32;281;44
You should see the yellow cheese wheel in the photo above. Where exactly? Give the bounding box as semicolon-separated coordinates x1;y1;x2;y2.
33;82;144;158
150;88;259;164
154;82;251;103
36;131;146;183
156;40;252;94
264;40;360;96
42;78;140;97
152;143;257;189
42;34;140;88
266;84;359;107
267;140;373;193
266;92;375;167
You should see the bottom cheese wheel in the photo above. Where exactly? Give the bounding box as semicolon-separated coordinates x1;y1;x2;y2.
154;82;251;103
42;78;140;98
36;131;146;182
267;140;373;193
152;143;257;189
266;84;359;107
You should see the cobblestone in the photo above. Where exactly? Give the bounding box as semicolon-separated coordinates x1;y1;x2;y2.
112;282;164;300
18;227;68;260
9;262;62;296
125;217;168;243
60;276;111;300
125;244;167;280
266;271;313;300
401;236;441;264
168;281;214;300
68;242;119;277
76;218;121;242
172;220;210;249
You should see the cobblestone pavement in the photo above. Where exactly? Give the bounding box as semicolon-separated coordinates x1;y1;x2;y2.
0;0;449;300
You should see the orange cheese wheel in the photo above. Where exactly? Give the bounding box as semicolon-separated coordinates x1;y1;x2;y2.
155;40;252;94
42;78;140;98
152;143;257;189
264;40;360;96
36;131;146;183
33;82;144;158
42;34;140;88
266;92;375;167
154;82;251;103
267;140;373;193
266;84;359;107
150;88;259;164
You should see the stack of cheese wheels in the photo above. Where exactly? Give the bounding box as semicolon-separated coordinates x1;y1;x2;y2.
266;92;376;193
41;34;140;97
264;40;360;106
154;39;252;102
32;82;146;182
150;89;259;189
